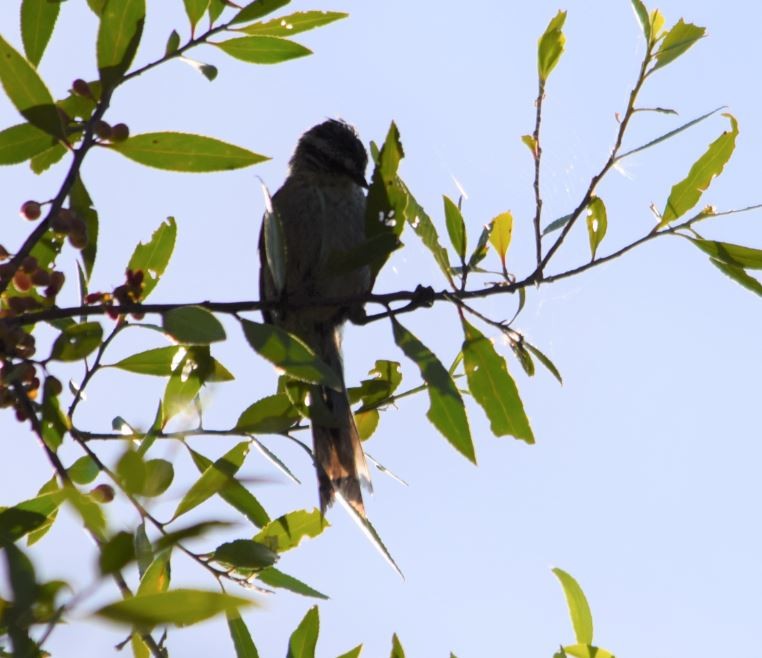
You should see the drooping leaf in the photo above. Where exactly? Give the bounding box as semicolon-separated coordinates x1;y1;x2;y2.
127;215;177;299
163;306;226;344
651;19;705;73
630;0;651;43
553;567;594;645
189;447;270;528
585;197;607;260
253;509;328;553
489;211;513;269
524;341;563;384
401;180;452;283
215;36;311;64
256;567;327;599
172;442;249;520
537;10;567;81
443;196;466;262
461;319;534;443
391;318;474;462
97;0;146;88
0;122;57;165
21;0;61;67
50;322;103;361
241;319;341;390
0;35;64;139
231;0;291;25
179;56;219;81
235;394;300;433
96;589;252;627
467;221;493;269
69;175;99;279
288;605;319;658
111;132;268;172
235;11;347;36
689;238;762;270
708;258;762;297
660;114;738;226
228;611;261;658
355;409;379;440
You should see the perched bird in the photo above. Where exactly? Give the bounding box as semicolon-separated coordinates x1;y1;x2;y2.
259;119;372;516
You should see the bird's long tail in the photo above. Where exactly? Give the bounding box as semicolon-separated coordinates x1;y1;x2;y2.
310;323;371;517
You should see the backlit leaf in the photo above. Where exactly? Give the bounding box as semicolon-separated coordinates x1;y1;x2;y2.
256;567;327;599
288;605;319;658
651;19;705;73
236;11;347;36
127;216;176;298
0;122;57;165
443;196;466;262
553;567;594;645
163;306;226;344
585;197;607;260
215;36;311;64
50;322;103;361
254;509;328;553
231;0;290;25
538;10;566;81
21;0;61;67
228;611;260;658
235;394;300;433
97;0;145;88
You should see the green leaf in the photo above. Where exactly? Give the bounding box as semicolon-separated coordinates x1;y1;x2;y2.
488;211;513;269
467;221;493;269
112;345;183;375
585;197;607;260
521;133;538;156
87;0;106;17
69;174;99;280
142;459;174;497
213;539;278;570
0;122;56;165
392;318;474;462
228;611;260;658
50;322;103;361
189;448;270;528
64;485;106;539
111;132;268;172
67;455;99;484
163;349;204;419
241;319;341;390
461;320;534;443
390;634;405;658
96;589;252;627
0;35;64;139
165;29;181;56
163;306;226;344
30;140;66;173
172;442;249;520
253;509;328;553
537;10;566;82
336;646;363;658
524;342;563;385
208;0;227;24
0;492;62;546
553;567;594;645
235;394;300;433
355;409;379;440
134;522;153;576
689;238;762;270
651;19;705;73
288;605;319;658
179;56;219;81
660;114;738;226
231;0;291;25
256;567;327;599
350;360;403;408
630;0;651;43
127;216;177;299
236;11;347;36
21;0;61;67
443;196;466;262
137;549;172;595
366;123;407;281
97;0;145;88
401;181;452;282
215;36;311;64
708;258;762;297
99;531;136;574
543;213;573;236
184;0;210;30
562;645;615;658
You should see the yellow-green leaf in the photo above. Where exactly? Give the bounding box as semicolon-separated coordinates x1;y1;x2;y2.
585;197;607;260
652;19;705;72
97;0;145;88
214;36;311;64
235;11;347;36
443;196;466;262
21;0;61;67
488;211;513;268
553;567;594;645
537;10;566;81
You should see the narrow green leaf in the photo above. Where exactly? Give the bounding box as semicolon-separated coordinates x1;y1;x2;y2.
231;0;291;25
97;0;146;88
184;0;210;30
208;0;227;24
467;221;493;269
241;319;341;390
172;442;249;520
708;258;762;297
96;589;253;627
132;633;150;658
489;211;513;268
630;0;651;43
87;0;106;17
0;491;63;545
689;238;762;270
585;197;607;260
660;114;738;226
99;531;136;574
257;567;328;599
0;35;64;138
652;19;705;73
67;455;99;484
165;29;181;56
563;644;615;658
0;122;56;165
137;550;172;595
392;318;474;462
228;611;261;658
390;634;405;658
443;196;466;262
50;322;103;361
112;345;183;375
235;394;300;433
401;180;452;282
543;213;573;236
553;567;594;645
163;350;205;419
127;215;177;299
134;522;153;576
189;448;270;528
336;646;363;658
236;11;347;36
163;306;226;344
461;319;534;444
21;0;61;67
69;174;99;279
111;132;268;172
215;36;311;64
537;10;567;81
214;539;278;570
253;509;328;553
288;606;319;658
524;342;563;384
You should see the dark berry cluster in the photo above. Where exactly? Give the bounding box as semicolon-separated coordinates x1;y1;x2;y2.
85;269;145;320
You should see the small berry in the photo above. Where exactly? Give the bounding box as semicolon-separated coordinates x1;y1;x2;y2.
51;210;73;233
110;123;130;142
68;231;88;250
72;78;93;98
93;120;112;140
30;269;50;287
91;484;115;503
20;201;41;221
45;376;63;396
21;256;38;273
12;271;32;292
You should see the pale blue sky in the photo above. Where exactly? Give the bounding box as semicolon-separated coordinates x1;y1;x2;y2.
1;1;761;657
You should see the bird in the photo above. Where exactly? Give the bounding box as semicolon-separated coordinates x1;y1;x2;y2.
258;119;372;517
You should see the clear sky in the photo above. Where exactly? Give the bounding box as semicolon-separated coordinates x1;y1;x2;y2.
1;1;761;657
